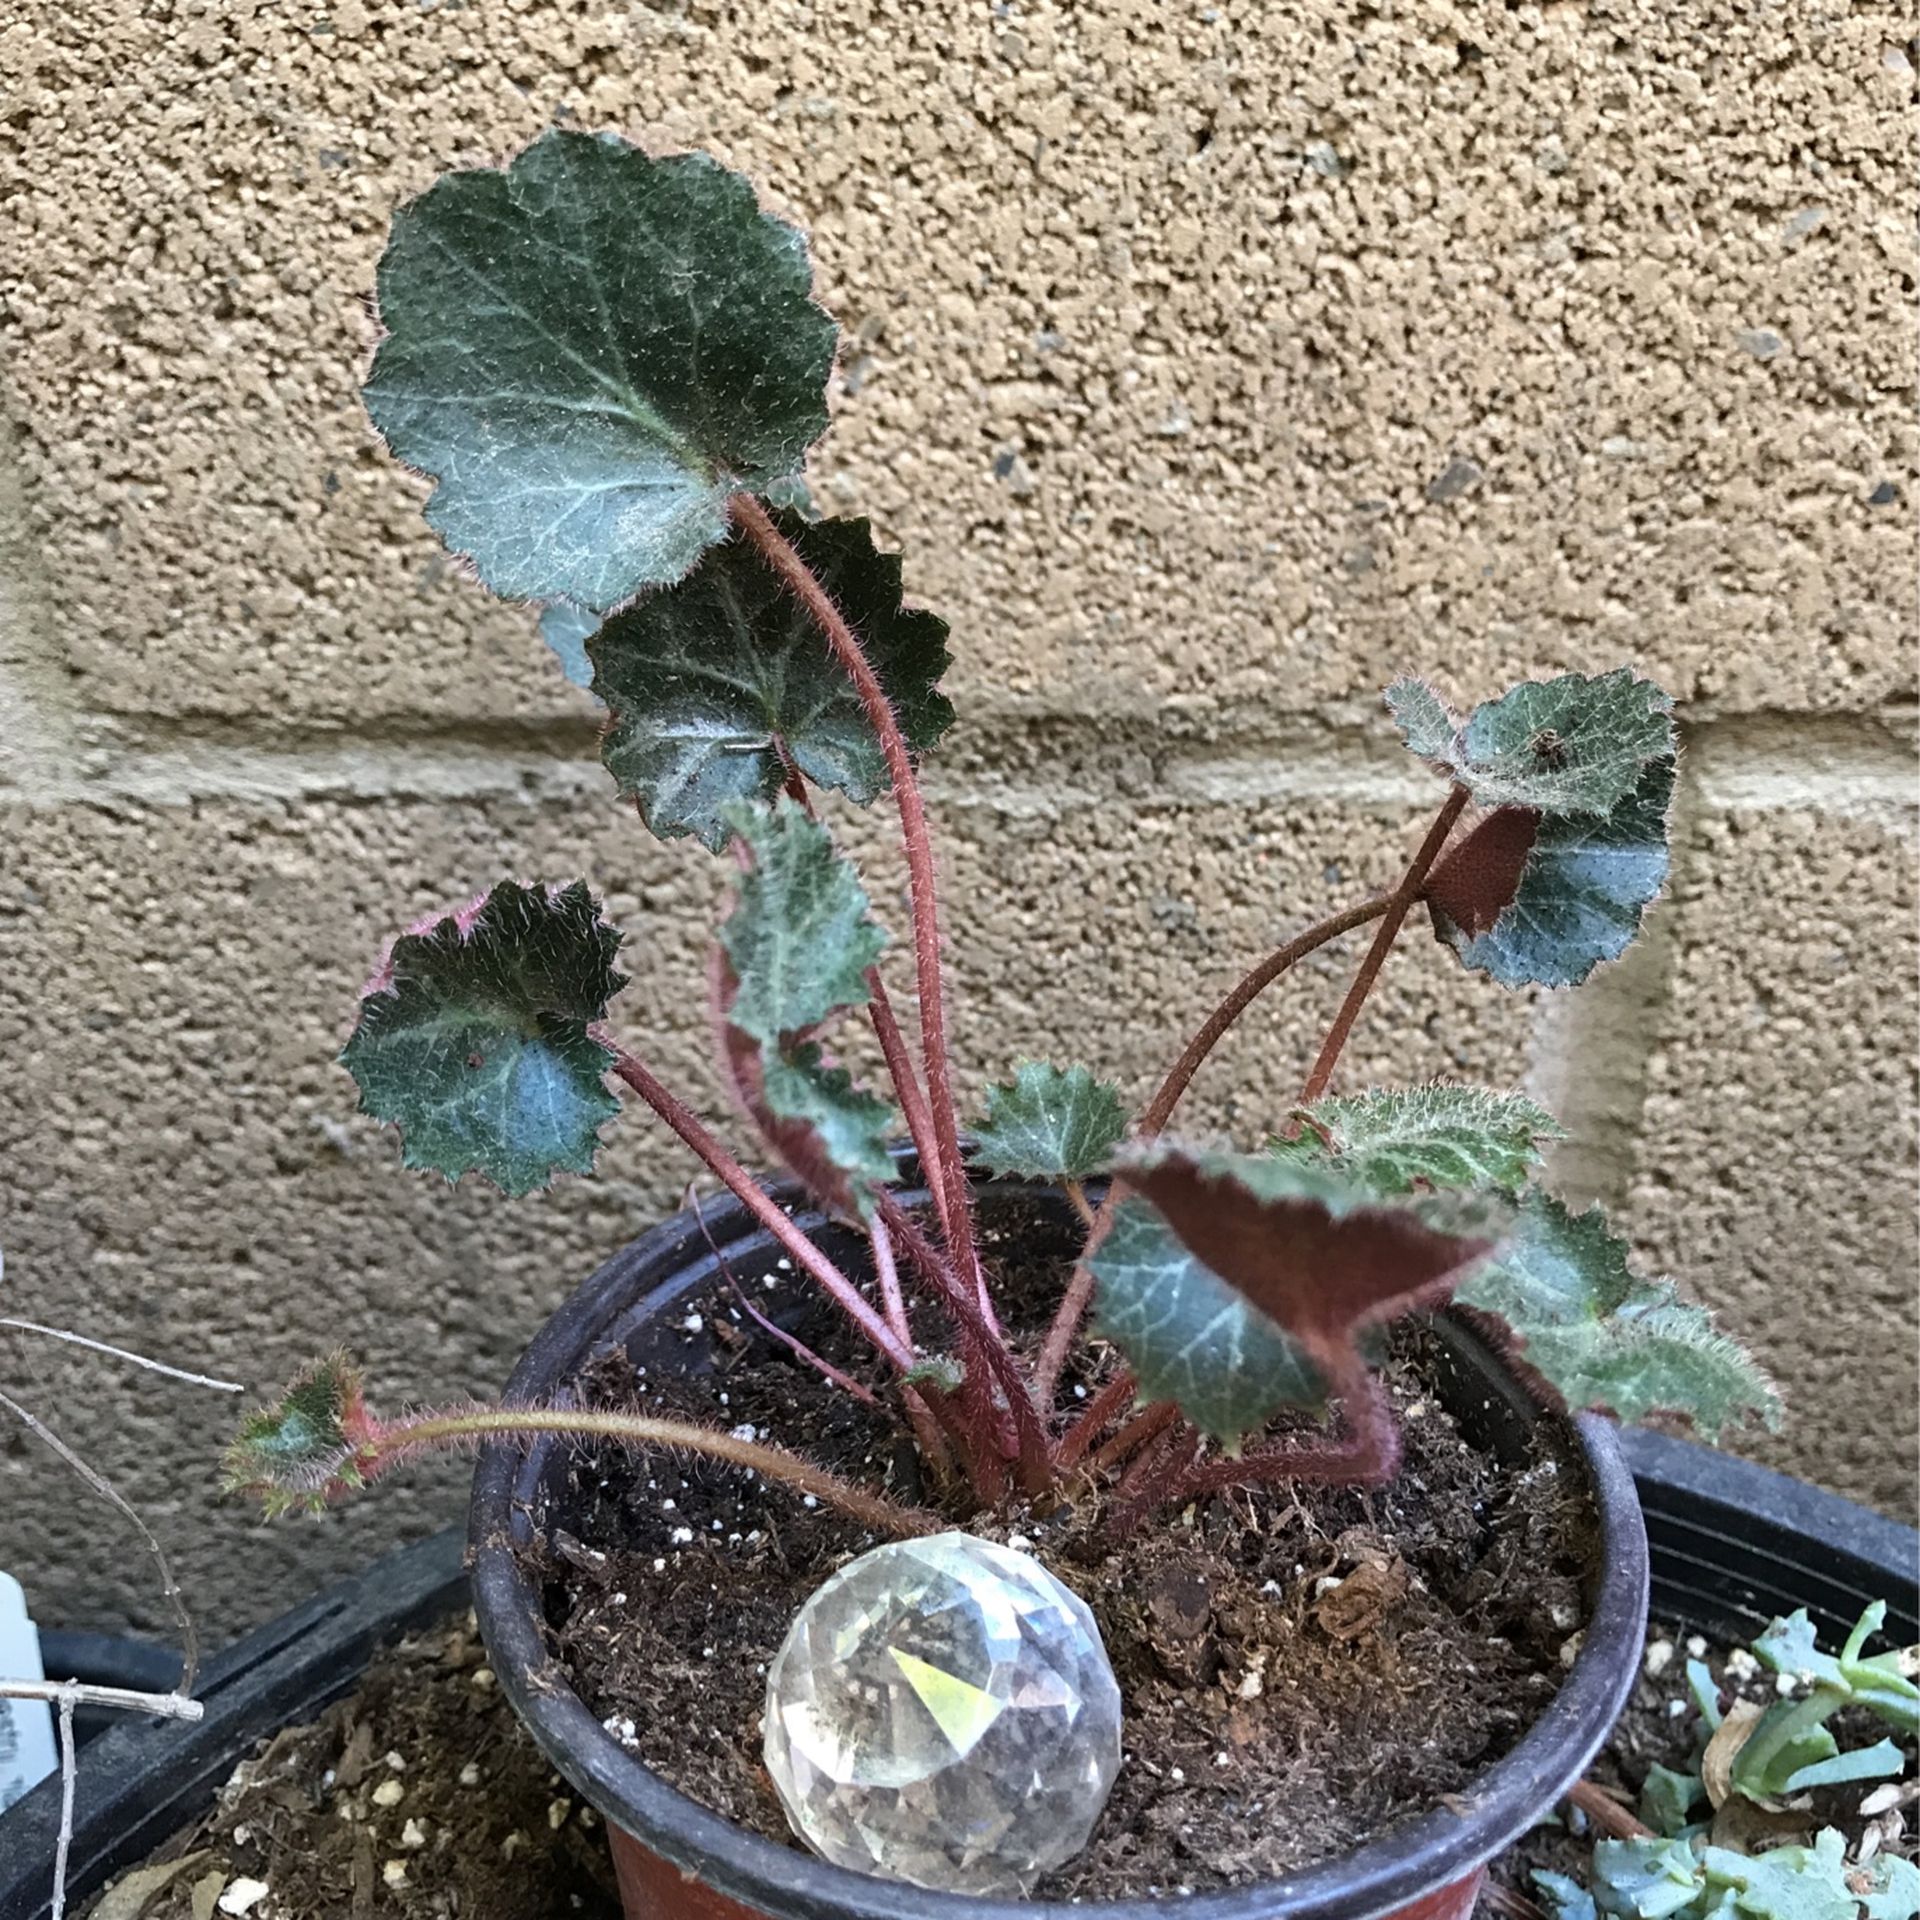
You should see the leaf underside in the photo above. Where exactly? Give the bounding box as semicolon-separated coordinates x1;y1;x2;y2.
719;799;886;1044
1089;1197;1327;1444
1430;755;1676;988
971;1062;1128;1180
1121;1146;1502;1377
364;129;837;610
340;879;625;1197
1456;1189;1780;1440
1277;1083;1564;1197
591;511;952;850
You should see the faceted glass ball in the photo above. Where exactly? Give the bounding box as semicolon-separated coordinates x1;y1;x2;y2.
762;1531;1123;1896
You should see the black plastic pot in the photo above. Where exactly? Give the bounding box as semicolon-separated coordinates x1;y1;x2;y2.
465;1166;1650;1920
3;1196;1912;1920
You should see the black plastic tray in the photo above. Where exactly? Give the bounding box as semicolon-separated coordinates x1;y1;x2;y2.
0;1447;1911;1920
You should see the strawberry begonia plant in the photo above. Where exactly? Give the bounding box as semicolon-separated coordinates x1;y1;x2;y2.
230;129;1777;1540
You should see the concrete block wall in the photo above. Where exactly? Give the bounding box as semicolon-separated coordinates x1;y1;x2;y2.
1;0;1913;1639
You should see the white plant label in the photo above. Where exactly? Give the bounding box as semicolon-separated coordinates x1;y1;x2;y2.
0;1570;57;1812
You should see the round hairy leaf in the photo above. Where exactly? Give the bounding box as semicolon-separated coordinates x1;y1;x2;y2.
719;799;885;1044
1455;670;1675;815
1430;755;1676;988
971;1063;1127;1180
364;130;837;610
591;513;953;849
1089;1197;1327;1444
1276;1084;1564;1197
1456;1189;1779;1440
341;880;626;1196
1119;1145;1503;1378
1388;670;1675;818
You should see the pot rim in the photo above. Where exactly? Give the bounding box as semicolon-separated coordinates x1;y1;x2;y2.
470;1163;1650;1920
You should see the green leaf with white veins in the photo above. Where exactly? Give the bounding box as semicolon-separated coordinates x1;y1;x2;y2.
341;881;626;1197
1454;670;1675;815
363;130;837;610
1389;670;1675;817
1430;754;1676;989
1277;1084;1563;1197
972;1064;1128;1180
591;513;953;850
1090;1197;1328;1445
760;1045;897;1196
720;800;885;1044
1457;1189;1780;1440
1385;676;1463;765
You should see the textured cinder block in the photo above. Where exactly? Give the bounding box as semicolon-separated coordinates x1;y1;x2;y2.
1625;795;1919;1519
0;1;1911;731
0;773;1532;1634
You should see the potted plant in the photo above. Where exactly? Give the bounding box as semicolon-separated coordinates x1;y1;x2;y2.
218;129;1786;1919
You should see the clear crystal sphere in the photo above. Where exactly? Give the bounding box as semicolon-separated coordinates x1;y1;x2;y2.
762;1531;1123;1895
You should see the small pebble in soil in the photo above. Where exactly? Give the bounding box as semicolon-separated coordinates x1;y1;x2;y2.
459;1762;482;1786
402;1819;428;1848
383;1860;409;1889
217;1882;270;1917
372;1780;405;1808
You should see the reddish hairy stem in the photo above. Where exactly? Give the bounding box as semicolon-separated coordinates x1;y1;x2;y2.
877;1196;1053;1497
369;1405;935;1538
729;493;987;1325
768;749;954;1254
602;1039;912;1372
1054;1368;1139;1468
1032;892;1397;1412
1140;892;1396;1136
865;968;954;1247
1159;1367;1401;1507
1298;786;1470;1105
1088;1401;1180;1477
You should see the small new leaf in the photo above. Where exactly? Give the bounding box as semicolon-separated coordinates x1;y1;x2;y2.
1089;1197;1327;1444
1428;755;1676;989
719;800;885;1043
591;512;953;849
1277;1084;1563;1197
1390;670;1675;818
364;130;837;609
224;1353;373;1518
1456;1190;1780;1439
341;880;625;1197
1120;1145;1501;1376
972;1063;1128;1180
1386;676;1463;765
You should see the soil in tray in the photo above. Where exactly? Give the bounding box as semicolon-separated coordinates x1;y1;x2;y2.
84;1605;1912;1917
88;1614;621;1920
537;1189;1601;1900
